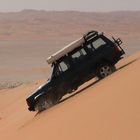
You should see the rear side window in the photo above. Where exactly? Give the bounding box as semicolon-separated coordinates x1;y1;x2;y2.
87;44;95;52
92;38;106;49
81;48;87;55
71;48;87;63
71;51;81;59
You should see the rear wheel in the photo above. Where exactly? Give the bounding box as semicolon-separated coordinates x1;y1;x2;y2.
96;64;116;79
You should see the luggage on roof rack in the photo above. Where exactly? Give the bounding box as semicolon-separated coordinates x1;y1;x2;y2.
83;30;98;42
47;31;99;64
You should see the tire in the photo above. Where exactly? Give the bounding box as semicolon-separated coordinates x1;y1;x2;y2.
96;63;116;79
35;96;53;112
52;94;62;104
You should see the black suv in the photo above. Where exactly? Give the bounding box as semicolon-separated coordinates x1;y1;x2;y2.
26;31;125;112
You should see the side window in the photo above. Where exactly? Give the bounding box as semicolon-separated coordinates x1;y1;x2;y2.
59;61;68;72
80;48;87;55
71;51;81;59
87;44;95;52
92;38;106;49
59;59;70;72
71;48;87;63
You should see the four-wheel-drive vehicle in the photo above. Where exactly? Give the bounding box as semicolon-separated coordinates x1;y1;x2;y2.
26;31;125;112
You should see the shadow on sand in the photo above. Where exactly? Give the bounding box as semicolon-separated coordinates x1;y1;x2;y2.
117;58;138;71
36;58;139;115
59;79;99;104
59;58;139;104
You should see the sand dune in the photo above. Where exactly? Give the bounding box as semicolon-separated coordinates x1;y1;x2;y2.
0;51;140;140
0;10;140;140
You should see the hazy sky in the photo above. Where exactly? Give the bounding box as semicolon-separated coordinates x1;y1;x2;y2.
0;0;140;12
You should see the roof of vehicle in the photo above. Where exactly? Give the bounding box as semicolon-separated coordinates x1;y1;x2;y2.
46;31;98;64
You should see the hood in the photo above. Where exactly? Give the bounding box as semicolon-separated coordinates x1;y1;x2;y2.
26;80;51;105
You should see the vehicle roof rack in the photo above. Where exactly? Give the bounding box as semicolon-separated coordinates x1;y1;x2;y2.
47;37;84;64
83;31;98;42
47;30;99;64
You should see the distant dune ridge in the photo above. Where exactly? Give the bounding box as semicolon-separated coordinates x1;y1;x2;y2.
0;10;139;54
0;10;140;41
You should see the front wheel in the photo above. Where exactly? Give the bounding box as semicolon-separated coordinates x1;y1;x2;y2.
35;97;53;112
52;95;62;105
96;64;116;79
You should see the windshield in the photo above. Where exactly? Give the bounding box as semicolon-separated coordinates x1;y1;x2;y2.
48;63;61;80
48;64;55;81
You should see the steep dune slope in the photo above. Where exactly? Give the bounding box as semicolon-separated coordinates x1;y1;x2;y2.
0;51;140;140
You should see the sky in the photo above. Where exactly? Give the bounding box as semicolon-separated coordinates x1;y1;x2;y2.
0;0;140;12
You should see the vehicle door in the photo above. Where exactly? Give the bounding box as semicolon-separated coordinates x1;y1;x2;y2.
52;57;73;93
85;36;110;65
91;36;112;60
69;47;89;85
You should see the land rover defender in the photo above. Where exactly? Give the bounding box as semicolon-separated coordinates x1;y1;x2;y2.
26;31;125;112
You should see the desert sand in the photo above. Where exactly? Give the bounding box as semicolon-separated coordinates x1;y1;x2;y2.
0;10;140;140
0;51;140;140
